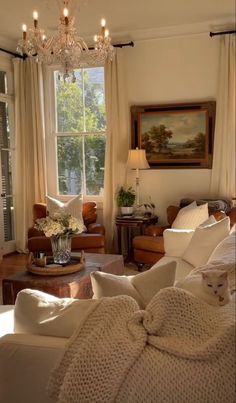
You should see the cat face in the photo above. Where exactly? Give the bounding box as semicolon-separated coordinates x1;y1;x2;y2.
201;270;228;297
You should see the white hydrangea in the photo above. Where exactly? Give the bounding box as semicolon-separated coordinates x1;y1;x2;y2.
35;213;84;238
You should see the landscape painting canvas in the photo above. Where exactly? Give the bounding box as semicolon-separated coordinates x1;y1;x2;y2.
138;109;209;165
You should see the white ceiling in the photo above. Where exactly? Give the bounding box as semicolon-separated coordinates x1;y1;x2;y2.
0;0;235;51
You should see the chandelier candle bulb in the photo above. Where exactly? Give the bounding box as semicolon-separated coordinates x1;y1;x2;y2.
22;24;27;40
33;11;38;28
105;29;109;38
63;7;69;25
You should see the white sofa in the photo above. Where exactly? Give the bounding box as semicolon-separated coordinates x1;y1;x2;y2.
0;224;235;403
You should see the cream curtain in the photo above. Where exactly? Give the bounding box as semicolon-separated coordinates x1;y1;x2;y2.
210;35;236;199
103;50;129;252
13;58;47;252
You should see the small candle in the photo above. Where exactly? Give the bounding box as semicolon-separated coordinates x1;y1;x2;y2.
63;8;69;25
33;11;38;28
22;24;27;40
101;18;106;27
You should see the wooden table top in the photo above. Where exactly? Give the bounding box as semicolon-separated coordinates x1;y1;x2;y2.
2;253;124;285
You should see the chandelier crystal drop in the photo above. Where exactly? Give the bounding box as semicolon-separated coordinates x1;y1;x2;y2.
16;1;114;74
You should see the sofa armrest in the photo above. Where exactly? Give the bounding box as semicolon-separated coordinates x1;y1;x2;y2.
0;333;66;403
87;223;105;235
163;229;194;257
28;227;45;238
145;225;170;236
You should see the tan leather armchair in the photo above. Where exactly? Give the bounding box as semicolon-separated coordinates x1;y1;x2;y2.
133;202;231;266
28;202;105;254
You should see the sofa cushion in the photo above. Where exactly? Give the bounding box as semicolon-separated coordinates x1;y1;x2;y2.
91;261;176;308
207;230;236;266
91;272;144;307
151;256;193;282
14;289;98;338
171;201;209;230
182;217;230;268
163;229;194;257
46;195;84;224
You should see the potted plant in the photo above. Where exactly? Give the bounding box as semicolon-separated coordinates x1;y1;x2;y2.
116;186;136;215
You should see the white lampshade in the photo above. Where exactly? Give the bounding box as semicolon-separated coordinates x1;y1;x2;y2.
127;148;150;169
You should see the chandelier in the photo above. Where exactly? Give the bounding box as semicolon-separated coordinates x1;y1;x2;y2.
16;0;114;74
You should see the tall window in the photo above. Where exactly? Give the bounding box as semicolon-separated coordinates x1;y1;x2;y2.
52;67;106;198
0;68;15;247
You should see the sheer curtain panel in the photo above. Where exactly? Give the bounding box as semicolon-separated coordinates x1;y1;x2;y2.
13;58;47;252
103;50;129;252
210;35;236;199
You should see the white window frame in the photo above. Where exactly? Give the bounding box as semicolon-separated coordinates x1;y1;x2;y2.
0;53;16;256
44;65;106;205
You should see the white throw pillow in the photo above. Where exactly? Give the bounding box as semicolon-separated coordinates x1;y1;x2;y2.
90;272;144;307
90;261;176;308
199;215;216;227
207;231;236;266
163;229;194;257
14;289;97;338
182;217;230;268
131;261;176;306
46;195;84;224
171;201;209;230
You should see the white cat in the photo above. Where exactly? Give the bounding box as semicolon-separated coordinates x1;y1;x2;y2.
176;269;232;307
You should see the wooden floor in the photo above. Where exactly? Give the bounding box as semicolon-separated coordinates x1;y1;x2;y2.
0;253;28;286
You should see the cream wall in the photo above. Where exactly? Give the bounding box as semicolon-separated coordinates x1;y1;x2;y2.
124;34;220;224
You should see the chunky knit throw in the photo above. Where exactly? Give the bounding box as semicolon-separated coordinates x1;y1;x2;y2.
48;288;235;403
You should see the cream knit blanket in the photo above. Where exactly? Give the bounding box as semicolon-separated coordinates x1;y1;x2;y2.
48;288;235;403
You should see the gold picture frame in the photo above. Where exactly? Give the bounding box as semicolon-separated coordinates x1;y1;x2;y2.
131;101;216;169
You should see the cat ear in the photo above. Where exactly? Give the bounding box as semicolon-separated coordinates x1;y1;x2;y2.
220;271;228;279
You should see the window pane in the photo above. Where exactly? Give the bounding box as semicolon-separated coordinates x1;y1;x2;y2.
55;70;83;132
1;149;13;196
55;68;106;133
84;68;106;132
2;196;14;241
85;134;106;196
0;102;10;148
0;71;7;94
57;136;83;195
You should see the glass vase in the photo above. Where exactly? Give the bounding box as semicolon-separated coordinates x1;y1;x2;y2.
50;234;71;264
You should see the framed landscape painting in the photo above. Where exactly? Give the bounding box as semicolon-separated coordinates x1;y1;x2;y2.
131;101;216;169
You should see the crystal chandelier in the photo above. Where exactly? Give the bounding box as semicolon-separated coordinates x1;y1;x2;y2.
16;0;114;74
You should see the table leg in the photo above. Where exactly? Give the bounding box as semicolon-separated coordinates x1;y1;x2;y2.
117;226;122;254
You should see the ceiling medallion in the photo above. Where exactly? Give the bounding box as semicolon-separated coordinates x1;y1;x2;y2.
17;0;114;74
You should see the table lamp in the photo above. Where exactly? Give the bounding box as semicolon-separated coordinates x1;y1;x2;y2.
127;147;150;206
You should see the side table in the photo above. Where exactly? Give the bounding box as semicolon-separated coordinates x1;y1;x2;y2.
116;215;158;261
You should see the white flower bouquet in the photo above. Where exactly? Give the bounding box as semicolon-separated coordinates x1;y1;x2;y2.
35;211;84;238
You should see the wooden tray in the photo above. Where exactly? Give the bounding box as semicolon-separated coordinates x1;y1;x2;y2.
27;254;85;276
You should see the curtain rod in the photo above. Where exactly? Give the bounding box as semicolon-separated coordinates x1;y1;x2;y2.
0;41;134;58
0;47;24;58
209;30;236;37
88;41;134;50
